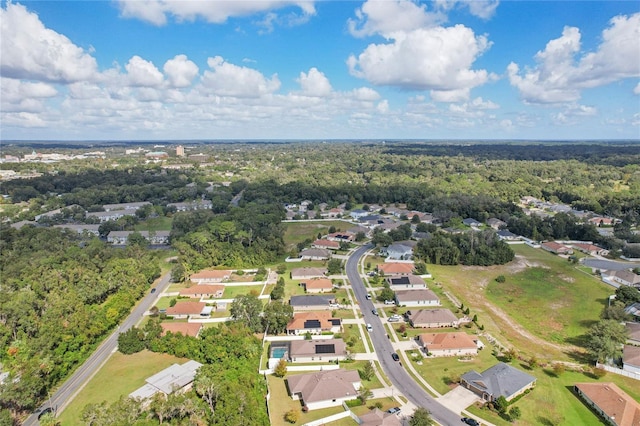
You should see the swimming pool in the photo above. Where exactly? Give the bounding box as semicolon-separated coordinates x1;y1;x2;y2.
271;347;287;358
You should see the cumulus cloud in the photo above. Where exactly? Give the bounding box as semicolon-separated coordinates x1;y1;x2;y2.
348;0;444;38
163;55;199;88
297;68;332;97
125;56;164;87
634;82;640;95
0;3;98;83
348;25;491;100
201;56;281;97
116;0;316;26
435;0;499;20
1;78;57;113
508;13;640;103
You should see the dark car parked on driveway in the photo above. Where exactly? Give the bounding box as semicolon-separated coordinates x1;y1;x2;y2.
461;417;480;426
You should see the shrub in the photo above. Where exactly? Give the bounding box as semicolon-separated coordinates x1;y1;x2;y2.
284;409;299;424
273;359;287;378
169;298;177;307
496;275;506;283
592;366;607;379
552;363;565;376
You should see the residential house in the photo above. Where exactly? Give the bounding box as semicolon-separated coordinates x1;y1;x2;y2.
608;270;640;287
286;311;342;335
496;230;519;241
289;295;336;311
300;248;331;261
290;267;328;280
623;345;640;375
395;289;440;307
306;210;318;219
407;309;459;328
287;369;361;410
54;224;101;236
129;360;202;401
106;230;170;245
487;218;507;230
320;207;344;218
160;323;203;338
626;322;640;345
377;221;404;232
312;239;340;250
288;338;348;363
303;278;334;294
165;301;207;319
386;275;426;290
178;284;224;299
167;200;213;212
589;217;614;227
381;242;414;260
327;232;356;242
85;210;136;222
358;408;402;426
418;332;478;357
463;218;482;228
574;382;640;426
190;269;232;284
285;211;297;220
625;303;640;321
377;262;415;276
460;362;536;402
346;226;370;237
350;209;370;220
541;241;573;255
103;202;151;211
572;242;609;256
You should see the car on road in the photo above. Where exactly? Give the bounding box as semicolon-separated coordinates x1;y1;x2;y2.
150;288;156;293
387;407;401;414
461;417;480;426
391;353;400;361
366;323;373;332
366;294;371;300
372;308;378;316
38;407;53;420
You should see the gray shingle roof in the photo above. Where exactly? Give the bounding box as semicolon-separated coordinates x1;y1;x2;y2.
461;362;535;400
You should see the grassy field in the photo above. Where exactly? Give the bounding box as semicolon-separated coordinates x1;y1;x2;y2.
134;216;173;231
282;220;353;250
428;244;611;361
222;284;262;299
58;350;187;425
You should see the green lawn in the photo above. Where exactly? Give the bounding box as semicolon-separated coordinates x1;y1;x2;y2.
222;284;262;299
134;216;173;231
337;323;366;354
57;350;187;425
282;220;352;250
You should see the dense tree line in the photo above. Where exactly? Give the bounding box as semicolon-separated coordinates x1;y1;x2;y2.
414;230;514;266
0;226;160;419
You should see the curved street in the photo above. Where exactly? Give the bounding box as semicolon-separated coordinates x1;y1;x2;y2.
346;244;462;426
25;272;173;426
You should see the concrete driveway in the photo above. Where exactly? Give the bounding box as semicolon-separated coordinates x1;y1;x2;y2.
436;385;480;414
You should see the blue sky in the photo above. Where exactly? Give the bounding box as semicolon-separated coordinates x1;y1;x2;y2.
1;0;639;141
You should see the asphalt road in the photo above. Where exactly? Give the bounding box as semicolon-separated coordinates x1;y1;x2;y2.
25;272;173;426
346;244;462;426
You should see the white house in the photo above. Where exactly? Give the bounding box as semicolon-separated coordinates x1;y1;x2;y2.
395;289;440;307
287;369;361;410
623;345;640;375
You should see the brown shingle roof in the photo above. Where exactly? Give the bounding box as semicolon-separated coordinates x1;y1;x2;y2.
189;269;232;280
166;301;206;316
575;382;640;426
623;345;640;368
377;263;415;275
289;339;347;358
419;332;477;351
304;278;333;291
313;239;340;249
626;322;640;343
287;369;360;403
395;289;439;303
286;311;340;332
359;408;402;426
409;309;458;325
161;322;203;338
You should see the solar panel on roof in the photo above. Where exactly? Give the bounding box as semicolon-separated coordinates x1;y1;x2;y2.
392;277;410;285
304;320;322;328
315;344;335;354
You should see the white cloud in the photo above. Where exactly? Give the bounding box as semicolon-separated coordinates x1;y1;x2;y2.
0;78;57;113
377;100;390;114
508;13;640;104
163;55;199;88
348;0;444;38
348;25;491;100
297;68;332;97
116;0;316;26
435;0;499;20
448;96;499;117
634;82;640;95
125;56;164;87
201;56;281;98
0;3;98;83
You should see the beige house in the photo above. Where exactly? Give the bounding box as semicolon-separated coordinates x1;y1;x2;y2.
395;289;439;307
291;267;327;280
179;284;224;299
286;311;342;335
387;275;426;290
574;382;640;426
303;278;334;294
160;322;203;338
377;262;415;276
461;363;536;402
359;408;402;426
418;332;478;357
407;309;459;328
288;338;348;363
287;369;361;410
312;239;340;250
190;269;232;284
165;301;207;319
